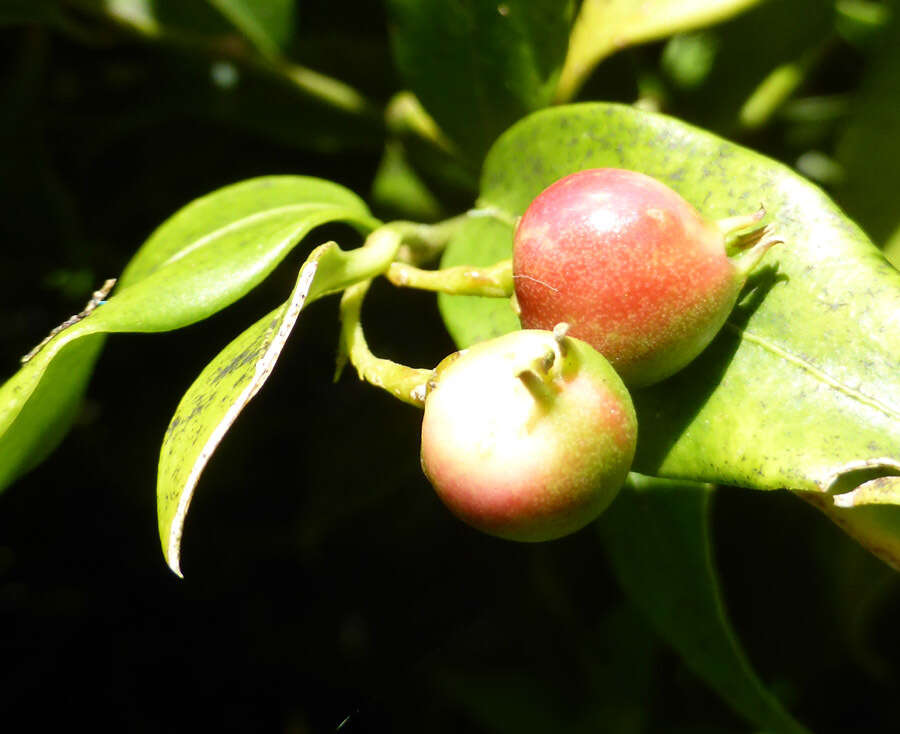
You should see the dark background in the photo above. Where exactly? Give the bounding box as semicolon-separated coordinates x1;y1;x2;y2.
2;3;900;731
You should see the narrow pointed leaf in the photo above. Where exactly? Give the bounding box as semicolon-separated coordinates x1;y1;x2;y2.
0;176;376;493
600;475;809;734
556;0;762;102
158;232;402;576
439;102;900;564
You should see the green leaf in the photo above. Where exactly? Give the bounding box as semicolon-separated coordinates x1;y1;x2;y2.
386;0;575;163
370;141;444;222
158;233;402;576
205;0;294;57
599;475;809;734
835;15;900;257
439;103;900;562
0;176;376;493
0;337;104;491
556;0;762;102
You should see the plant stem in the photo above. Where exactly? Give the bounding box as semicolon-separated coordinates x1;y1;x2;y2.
337;280;433;408
263;57;378;119
390;215;469;265
66;0;380;123
386;259;513;298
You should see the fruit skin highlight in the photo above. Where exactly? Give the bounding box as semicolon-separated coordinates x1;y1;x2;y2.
420;327;637;542
513;168;780;387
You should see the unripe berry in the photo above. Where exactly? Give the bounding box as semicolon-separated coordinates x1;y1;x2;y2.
513;168;780;387
420;327;637;542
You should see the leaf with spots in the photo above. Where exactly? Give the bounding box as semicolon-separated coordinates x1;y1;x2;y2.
158;231;403;576
439;102;900;567
0;175;376;493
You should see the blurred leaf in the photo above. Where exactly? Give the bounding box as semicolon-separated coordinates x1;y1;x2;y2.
835;14;900;251
78;51;381;155
158;232;401;576
835;0;893;45
371;140;444;222
439;102;900;565
556;0;761;102
82;0;234;38
739;42;829;130
386;0;574;163
206;0;294;57
661;31;719;90
600;475;809;733
656;0;834;136
0;176;377;493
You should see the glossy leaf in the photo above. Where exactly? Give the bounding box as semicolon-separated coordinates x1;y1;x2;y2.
556;0;762;102
600;475;809;733
158;232;403;576
386;0;574;163
439;103;900;563
206;0;294;57
0;176;376;493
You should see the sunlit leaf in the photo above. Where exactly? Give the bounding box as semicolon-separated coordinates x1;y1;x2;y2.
158;232;402;576
0;176;377;492
600;475;809;733
439;102;900;565
556;0;762;102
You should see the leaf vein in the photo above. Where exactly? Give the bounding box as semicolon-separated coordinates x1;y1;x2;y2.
160;203;331;270
727;323;900;421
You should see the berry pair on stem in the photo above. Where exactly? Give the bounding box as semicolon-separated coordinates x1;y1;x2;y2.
347;168;781;542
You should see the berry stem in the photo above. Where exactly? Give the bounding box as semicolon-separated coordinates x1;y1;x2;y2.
390;215;469;266
386;259;513;297
337;279;433;408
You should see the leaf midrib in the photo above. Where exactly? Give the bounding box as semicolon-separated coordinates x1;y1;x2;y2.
157;202;339;271
725;322;900;421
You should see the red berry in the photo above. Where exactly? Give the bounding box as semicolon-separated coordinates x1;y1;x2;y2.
513;168;779;386
420;327;637;542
